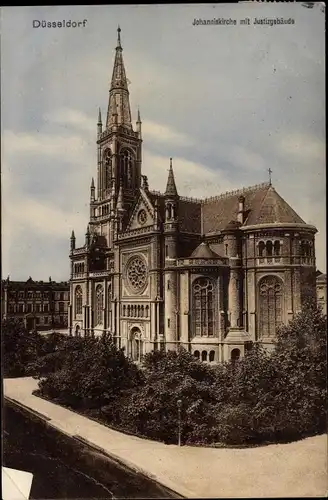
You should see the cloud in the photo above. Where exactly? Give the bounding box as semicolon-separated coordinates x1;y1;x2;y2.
142;121;192;147
43;108;95;134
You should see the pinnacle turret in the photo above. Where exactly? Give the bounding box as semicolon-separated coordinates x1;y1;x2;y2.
165;158;178;197
117;181;124;212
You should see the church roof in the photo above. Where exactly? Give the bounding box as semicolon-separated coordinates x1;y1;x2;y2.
244;185;305;226
190;242;222;259
149;182;308;235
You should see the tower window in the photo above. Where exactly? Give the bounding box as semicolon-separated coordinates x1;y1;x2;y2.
168;318;170;328
119;149;134;189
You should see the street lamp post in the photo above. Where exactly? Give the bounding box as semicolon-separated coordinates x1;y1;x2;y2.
177;399;182;446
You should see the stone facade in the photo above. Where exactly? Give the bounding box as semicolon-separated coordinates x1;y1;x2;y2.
1;277;69;331
316;271;327;314
68;28;318;363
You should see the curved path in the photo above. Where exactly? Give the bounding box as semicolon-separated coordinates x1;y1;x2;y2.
4;377;327;498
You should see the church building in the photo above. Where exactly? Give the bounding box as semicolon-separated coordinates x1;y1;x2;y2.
68;28;317;363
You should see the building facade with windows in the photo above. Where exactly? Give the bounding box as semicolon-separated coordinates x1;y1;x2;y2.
1;277;69;331
68;28;318;363
316;271;327;314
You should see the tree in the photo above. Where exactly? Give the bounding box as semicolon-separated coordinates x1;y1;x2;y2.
38;333;142;410
2;318;43;377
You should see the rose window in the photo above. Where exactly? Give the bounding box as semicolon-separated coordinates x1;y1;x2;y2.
126;256;148;293
138;209;147;226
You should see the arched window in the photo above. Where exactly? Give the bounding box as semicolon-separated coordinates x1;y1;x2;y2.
209;350;215;362
274;241;281;256
119;149;134;189
266;241;273;257
75;286;82;316
194;350;200;360
258;276;283;338
127;305;131;317
130;327;143;362
104;150;112;190
123;305;126;316
192;277;215;337
95;285;104;325
145;305;149;318
231;348;240;363
258;241;265;257
75;325;81;337
201;350;207;362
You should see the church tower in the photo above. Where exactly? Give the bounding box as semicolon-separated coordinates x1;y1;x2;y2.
69;27;143;337
94;26;143;247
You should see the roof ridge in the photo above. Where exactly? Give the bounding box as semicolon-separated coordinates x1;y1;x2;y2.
150;182;270;205
201;182;271;204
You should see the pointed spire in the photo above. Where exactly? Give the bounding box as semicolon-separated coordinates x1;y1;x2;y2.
165;158;178;197
91;177;95;188
136;106;142;138
86;224;90;235
106;27;132;130
117;25;122;49
117;180;124;212
70;230;75;250
97;107;102;136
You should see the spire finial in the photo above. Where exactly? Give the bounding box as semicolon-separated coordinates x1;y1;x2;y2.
170;157;173;169
117;25;122;48
98;107;102;124
268;167;272;186
137;106;141;122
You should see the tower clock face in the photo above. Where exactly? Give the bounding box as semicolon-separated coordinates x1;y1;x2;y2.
138;209;147;226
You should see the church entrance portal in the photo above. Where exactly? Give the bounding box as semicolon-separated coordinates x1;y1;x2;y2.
129;327;143;362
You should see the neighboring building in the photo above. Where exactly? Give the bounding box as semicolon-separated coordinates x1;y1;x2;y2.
68;28;318;363
1;277;70;331
316;271;327;314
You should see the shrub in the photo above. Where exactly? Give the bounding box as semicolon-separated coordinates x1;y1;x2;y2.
38;333;143;410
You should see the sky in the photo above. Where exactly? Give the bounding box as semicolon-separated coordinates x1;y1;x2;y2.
1;3;326;281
